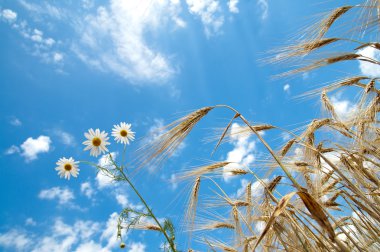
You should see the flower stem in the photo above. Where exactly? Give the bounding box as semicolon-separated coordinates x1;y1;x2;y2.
117;169;177;252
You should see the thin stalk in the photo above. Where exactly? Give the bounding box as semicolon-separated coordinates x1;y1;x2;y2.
215;104;303;191
82;158;176;251
117;169;177;252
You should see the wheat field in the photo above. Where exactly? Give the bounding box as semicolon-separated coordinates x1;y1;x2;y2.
128;1;380;251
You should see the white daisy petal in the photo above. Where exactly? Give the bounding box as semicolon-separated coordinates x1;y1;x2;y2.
55;157;80;180
82;128;110;157
111;122;135;145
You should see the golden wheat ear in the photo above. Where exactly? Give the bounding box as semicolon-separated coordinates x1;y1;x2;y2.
135;106;214;169
252;192;297;251
268;38;341;64
317;6;353;39
177;161;231;180
185;176;201;231
321;90;338;120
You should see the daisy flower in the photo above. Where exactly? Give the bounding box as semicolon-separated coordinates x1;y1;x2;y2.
55;157;79;180
83;128;110;157
112;122;135;144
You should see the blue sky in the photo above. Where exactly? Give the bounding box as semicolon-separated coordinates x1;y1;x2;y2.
0;0;378;251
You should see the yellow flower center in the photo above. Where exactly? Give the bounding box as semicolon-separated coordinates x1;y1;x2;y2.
120;130;128;137
92;137;102;147
64;164;72;171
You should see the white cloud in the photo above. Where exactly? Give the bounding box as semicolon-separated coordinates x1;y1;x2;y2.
169;174;178;190
255;220;266;233
330;95;357;121
236;178;269;198
96;172;114;189
38;187;74;205
257;0;269;20
0;229;32;250
100;212;125;250
115;192;143;210
9;117;22;126
320;151;341;175
73;0;184;83
223;123;256;182
45;38;56;46
82;0;95;9
81;182;94;199
96;152;118;189
186;0;224;37
129;242;146;252
358;46;380;77
31;218;101;252
53;52;64;62
283;83;290;93
98;152;117;168
115;194;129;207
0;213;133;252
1;9;61;65
31;29;43;42
228;0;239;13
75;241;104;252
0;9;17;22
19;0;66;20
25;218;37;226
20;135;51;161
4;145;20;155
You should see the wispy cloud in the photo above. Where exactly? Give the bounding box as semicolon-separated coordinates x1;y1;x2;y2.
169;174;178;190
80;182;95;199
186;0;224;37
257;0;269;20
9;116;22;126
6;0;247;84
4;145;20;155
38;187;75;205
52;129;76;146
81;0;95;10
141;118;186;172
72;0;184;83
18;0;66;20
0;8;63;65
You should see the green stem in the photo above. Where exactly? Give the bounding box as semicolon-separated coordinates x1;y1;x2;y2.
118;169;176;252
81;157;176;251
